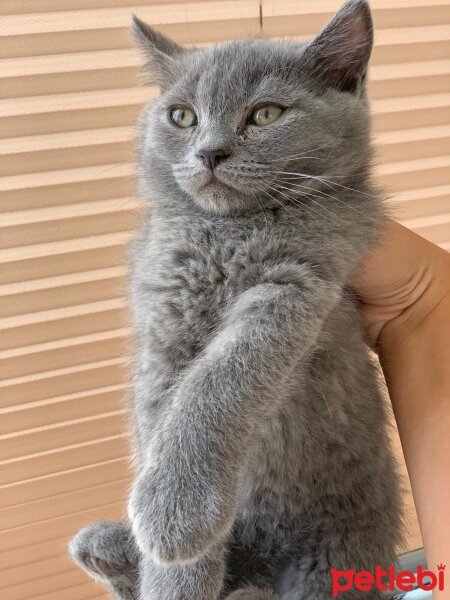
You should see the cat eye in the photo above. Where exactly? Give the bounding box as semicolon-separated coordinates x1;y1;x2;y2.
251;104;283;126
170;107;197;128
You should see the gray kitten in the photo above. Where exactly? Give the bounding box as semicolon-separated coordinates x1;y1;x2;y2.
69;1;404;598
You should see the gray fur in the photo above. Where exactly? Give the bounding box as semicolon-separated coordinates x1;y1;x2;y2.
70;1;403;598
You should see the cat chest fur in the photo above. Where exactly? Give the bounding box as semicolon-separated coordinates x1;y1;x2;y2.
131;212;303;367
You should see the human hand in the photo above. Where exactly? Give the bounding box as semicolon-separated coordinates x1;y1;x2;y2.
350;220;450;347
352;220;450;599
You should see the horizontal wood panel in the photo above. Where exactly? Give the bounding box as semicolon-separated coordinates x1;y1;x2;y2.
0;2;261;59
372;25;450;64
0;91;148;137
0;358;129;408
375;125;450;164
263;0;449;32
0;127;134;176
372;93;450;132
0;266;126;319
0;0;209;14
390;185;450;220
1;210;135;252
377;155;450;191
0;412;127;461
0;385;127;435
0;500;125;554
1;300;128;351
0;435;129;486
0;2;260;36
4;556;99;591
0;329;130;380
0;235;131;286
0;457;130;510
5;568;94;600
402;212;450;244
0;164;136;212
0;479;129;532
4;557;123;596
0;0;220;13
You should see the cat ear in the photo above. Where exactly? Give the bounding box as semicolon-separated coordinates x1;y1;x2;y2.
303;0;373;94
131;15;184;87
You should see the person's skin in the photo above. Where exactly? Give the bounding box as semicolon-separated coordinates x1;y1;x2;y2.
351;220;450;598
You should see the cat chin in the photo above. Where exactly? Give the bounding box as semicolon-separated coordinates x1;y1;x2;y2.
188;182;248;216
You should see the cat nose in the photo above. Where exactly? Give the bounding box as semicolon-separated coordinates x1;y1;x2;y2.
196;149;229;171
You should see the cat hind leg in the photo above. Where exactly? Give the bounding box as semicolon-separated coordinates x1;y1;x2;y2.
69;521;139;600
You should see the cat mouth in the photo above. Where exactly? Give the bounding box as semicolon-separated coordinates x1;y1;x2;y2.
200;172;236;192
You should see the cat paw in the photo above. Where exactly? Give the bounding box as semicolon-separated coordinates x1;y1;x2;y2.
69;521;138;585
128;461;235;566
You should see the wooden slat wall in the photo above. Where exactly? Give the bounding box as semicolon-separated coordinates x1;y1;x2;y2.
1;1;448;598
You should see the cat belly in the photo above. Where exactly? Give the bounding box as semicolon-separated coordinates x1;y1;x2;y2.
234;315;394;532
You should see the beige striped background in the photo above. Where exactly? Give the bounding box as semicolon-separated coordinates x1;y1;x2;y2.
1;1;449;598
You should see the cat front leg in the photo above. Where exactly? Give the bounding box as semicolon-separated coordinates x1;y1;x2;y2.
129;445;234;566
130;267;341;566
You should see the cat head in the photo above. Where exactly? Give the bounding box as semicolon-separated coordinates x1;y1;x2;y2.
133;0;374;216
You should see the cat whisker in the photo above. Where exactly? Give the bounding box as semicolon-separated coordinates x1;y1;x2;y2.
274;180;378;223
263;175;372;229
275;189;323;226
268;156;324;163
269;182;344;226
255;181;324;227
90;161;135;179
314;375;333;418
253;194;270;230
274;182;352;226
267;170;378;198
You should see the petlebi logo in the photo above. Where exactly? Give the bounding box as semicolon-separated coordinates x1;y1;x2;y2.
330;563;446;597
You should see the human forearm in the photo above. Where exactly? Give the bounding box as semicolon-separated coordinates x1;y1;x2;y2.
378;269;450;597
